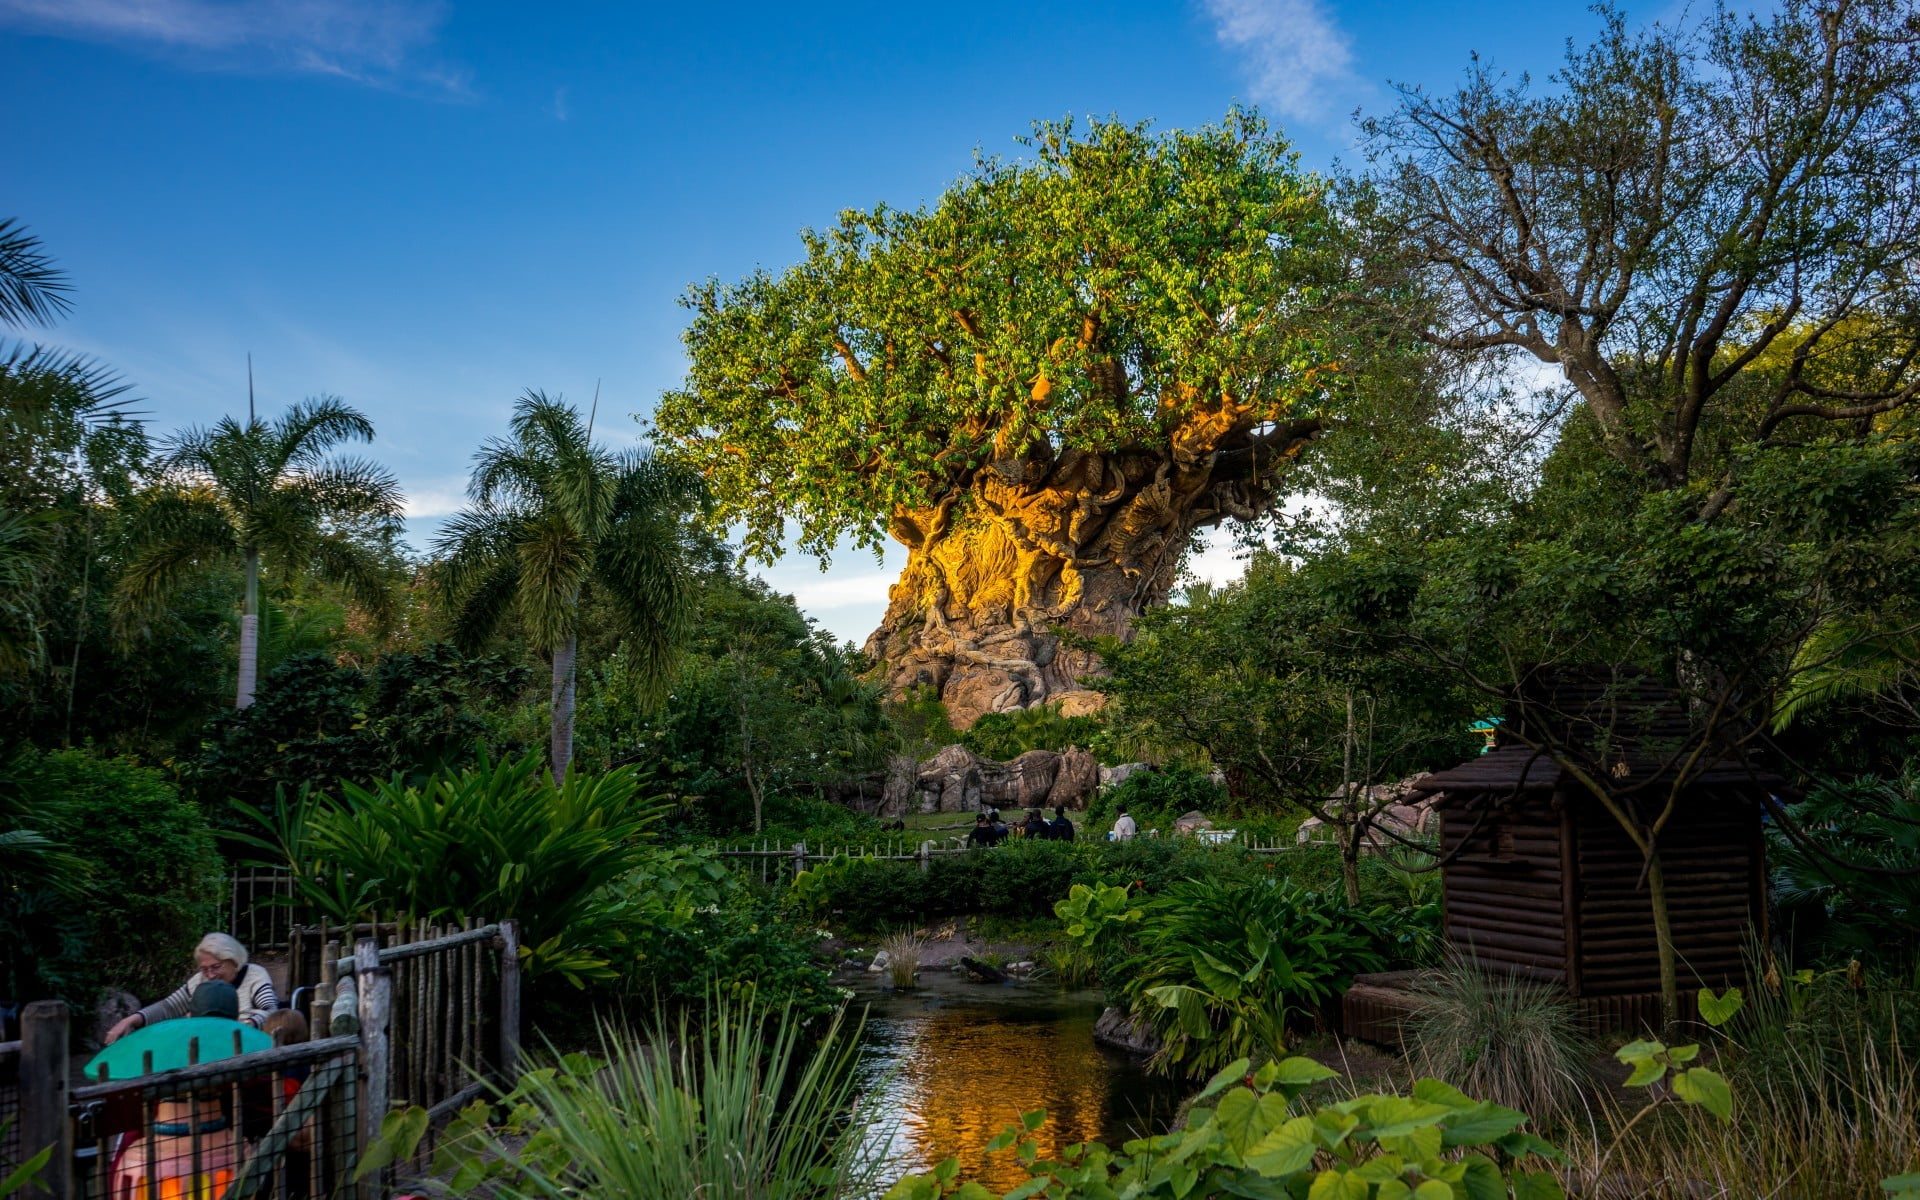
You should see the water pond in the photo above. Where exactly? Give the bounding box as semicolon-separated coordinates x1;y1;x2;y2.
849;972;1189;1192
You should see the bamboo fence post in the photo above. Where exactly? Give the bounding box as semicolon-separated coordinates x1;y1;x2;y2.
19;1000;70;1200
497;920;522;1078
354;938;390;1200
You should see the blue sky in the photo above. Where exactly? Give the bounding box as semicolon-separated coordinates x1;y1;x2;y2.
2;0;1620;645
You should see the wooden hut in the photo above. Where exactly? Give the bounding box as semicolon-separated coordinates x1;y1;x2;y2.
1348;672;1776;1034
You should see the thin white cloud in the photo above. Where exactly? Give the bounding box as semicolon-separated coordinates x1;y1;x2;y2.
1200;0;1356;120
0;0;463;94
785;572;897;612
551;86;569;121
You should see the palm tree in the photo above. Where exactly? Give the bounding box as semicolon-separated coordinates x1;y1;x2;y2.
435;391;704;783
0;218;73;329
116;397;403;707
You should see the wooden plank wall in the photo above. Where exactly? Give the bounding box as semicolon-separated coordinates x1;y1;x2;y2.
1438;796;1569;983
1571;788;1758;995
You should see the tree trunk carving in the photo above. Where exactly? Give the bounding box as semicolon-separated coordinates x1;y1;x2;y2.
867;419;1319;727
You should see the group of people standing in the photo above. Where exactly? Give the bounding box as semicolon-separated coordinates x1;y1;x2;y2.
967;805;1076;846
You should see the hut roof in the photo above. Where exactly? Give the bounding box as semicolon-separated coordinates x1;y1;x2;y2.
1408;744;1779;799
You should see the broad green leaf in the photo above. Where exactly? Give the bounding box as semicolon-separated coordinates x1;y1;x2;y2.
1270;1057;1341;1088
880;1177;940;1200
1672;1067;1733;1120
1378;1182;1414;1200
1883;1172;1920;1198
1363;1097;1454;1138
1458;1157;1507;1200
1021;1108;1048;1132
1512;1168;1567;1200
1623;1058;1667;1087
1379;1124;1443;1161
1314;1110;1361;1150
1438;1101;1529;1146
1308;1169;1370;1200
1411;1078;1476;1110
1172;1164;1200;1197
1697;986;1745;1027
1414;1182;1456;1200
1666;1043;1701;1064
1199;1057;1255;1102
1002;1180;1051;1200
1615;1039;1664;1064
986;1129;1017;1153
1246;1116;1319;1177
954;1183;997;1200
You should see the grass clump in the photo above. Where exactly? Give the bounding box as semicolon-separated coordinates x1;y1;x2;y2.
433;1002;887;1199
881;930;924;989
1404;954;1594;1130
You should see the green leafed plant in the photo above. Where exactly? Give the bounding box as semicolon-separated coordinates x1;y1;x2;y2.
883;1055;1565;1200
428;1002;886;1199
1106;878;1428;1075
240;750;669;984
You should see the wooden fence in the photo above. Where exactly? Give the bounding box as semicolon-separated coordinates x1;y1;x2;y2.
709;829;1308;886
2;922;520;1200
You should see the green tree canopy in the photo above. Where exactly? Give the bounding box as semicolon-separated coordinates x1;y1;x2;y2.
656;110;1373;725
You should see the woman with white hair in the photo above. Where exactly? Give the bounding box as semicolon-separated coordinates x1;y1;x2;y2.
103;932;279;1043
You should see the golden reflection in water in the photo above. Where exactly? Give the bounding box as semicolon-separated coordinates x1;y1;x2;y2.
864;1002;1170;1192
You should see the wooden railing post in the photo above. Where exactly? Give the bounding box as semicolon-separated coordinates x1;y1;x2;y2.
19;1000;71;1200
792;841;806;883
919;841;932;874
353;939;390;1200
497;919;522;1078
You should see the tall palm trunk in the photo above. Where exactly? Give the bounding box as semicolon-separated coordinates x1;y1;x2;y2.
551;635;577;786
236;547;260;708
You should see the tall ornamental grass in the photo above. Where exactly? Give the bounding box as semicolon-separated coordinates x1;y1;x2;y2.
1404;954;1595;1131
442;1002;887;1200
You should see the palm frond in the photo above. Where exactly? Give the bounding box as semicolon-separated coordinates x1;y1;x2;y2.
112;486;238;635
1775;617;1920;730
469;440;552;509
272;395;376;471
0;340;138;422
515;512;591;648
287;455;406;524
0;507;55;675
447;559;522;653
430;500;522;597
308;531;402;625
595;506;697;705
0;218;74;328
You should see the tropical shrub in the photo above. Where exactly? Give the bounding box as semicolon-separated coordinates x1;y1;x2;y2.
245;750;669;984
1086;763;1227;833
190;645;530;816
623;892;842;1026
1072;877;1436;1075
885;1055;1567;1200
788;837;1273;933
1769;773;1920;964
427;1003;885;1199
2;747;221;1005
961;701;1101;762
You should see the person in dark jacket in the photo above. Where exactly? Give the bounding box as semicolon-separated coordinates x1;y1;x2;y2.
967;813;1002;847
1050;806;1076;842
1021;810;1050;839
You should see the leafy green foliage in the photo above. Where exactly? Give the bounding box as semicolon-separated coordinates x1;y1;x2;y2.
432;390;707;781
2;747;221;1005
245;750;670;984
1086;765;1228;833
884;1057;1564;1200
188;644;529;816
657;108;1352;564
624;892;842;1026
1106;878;1433;1074
114;396;405;665
428;1004;885;1200
591;570;892;834
962;702;1101;763
1769;773;1920;964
